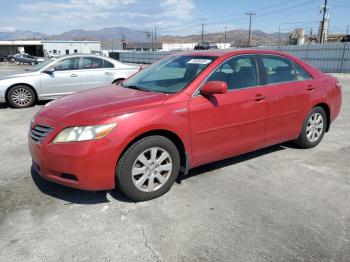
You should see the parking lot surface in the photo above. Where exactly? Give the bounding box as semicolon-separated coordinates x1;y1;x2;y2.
0;63;349;261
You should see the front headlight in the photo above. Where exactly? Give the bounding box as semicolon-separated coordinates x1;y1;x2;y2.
53;123;116;143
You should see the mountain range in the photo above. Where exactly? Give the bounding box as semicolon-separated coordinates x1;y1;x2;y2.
0;26;288;47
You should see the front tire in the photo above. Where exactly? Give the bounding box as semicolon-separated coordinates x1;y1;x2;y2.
295;106;327;148
116;136;180;201
7;85;36;108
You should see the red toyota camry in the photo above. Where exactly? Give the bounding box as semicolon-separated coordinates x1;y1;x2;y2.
28;50;342;201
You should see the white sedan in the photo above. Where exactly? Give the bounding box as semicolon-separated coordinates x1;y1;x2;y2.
0;54;141;108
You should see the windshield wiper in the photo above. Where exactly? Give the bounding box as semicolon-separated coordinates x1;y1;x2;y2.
123;85;152;92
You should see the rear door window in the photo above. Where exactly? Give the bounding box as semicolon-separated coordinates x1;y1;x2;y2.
293;62;312;80
103;59;114;68
83;57;104;69
261;55;297;84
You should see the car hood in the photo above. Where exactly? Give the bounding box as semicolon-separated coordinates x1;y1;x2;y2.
0;71;39;81
36;85;169;124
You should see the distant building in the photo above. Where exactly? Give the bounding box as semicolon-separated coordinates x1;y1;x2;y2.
42;40;101;57
0;40;101;57
288;29;305;45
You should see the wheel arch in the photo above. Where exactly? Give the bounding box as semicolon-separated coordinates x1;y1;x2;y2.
5;83;38;103
112;78;125;84
116;129;188;178
313;102;330;132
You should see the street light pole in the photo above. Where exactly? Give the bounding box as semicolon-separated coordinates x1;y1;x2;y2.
245;12;256;47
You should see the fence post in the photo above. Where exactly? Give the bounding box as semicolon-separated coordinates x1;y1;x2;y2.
340;25;349;73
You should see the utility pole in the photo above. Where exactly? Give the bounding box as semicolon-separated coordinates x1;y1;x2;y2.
201;23;204;43
245;12;256;47
121;35;126;50
154;26;157;51
224;26;227;45
319;0;329;44
340;25;349;72
200;19;207;43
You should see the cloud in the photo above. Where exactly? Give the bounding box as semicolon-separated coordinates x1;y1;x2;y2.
14;0;195;33
0;26;16;32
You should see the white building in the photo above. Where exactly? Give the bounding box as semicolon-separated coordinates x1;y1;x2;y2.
42;40;101;56
0;40;101;57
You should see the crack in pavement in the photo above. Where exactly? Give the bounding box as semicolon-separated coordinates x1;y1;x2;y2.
138;225;163;262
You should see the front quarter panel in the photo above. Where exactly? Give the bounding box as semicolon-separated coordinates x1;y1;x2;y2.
0;73;42;100
110;95;191;167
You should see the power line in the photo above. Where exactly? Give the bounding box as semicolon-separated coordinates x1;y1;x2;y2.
157;0;318;34
254;0;318;20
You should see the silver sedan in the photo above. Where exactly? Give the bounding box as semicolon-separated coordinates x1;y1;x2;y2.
0;54;141;108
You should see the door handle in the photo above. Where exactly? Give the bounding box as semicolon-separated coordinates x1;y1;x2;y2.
104;72;112;75
254;94;266;102
70;74;78;77
306;84;314;91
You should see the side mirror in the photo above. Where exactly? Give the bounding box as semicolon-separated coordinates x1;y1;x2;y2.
200;81;228;96
43;68;55;74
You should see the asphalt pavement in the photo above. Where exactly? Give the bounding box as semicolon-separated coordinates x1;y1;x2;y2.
0;63;349;261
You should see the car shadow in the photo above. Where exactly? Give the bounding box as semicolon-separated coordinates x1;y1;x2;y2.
31;143;298;204
180;144;289;181
0;100;50;109
31;166;135;204
31;166;111;204
0;102;9;109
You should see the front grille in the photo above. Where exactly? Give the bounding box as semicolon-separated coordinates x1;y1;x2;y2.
30;124;53;143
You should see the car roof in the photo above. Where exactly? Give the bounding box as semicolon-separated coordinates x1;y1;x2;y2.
55;54;104;58
177;49;289;58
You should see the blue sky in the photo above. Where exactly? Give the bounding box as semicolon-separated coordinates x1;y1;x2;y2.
0;0;349;35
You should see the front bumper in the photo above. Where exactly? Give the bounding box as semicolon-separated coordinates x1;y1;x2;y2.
28;132;119;191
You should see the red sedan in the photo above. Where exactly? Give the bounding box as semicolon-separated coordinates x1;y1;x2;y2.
28;50;342;201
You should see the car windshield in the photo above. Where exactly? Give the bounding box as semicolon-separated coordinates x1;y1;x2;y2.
122;55;217;93
29;58;56;71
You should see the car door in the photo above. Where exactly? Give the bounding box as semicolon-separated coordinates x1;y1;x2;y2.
81;57;114;90
189;55;267;164
40;57;82;98
260;55;313;145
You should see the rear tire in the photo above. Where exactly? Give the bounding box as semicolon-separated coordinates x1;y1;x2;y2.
116;136;180;201
113;79;124;85
295;106;327;148
7;85;36;108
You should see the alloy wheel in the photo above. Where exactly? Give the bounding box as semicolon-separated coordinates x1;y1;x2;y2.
131;147;173;192
11;88;33;107
306;112;324;142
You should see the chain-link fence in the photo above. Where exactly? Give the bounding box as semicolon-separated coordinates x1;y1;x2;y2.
118;42;350;73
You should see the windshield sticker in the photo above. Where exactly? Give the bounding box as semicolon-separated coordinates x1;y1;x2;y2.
187;59;212;65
